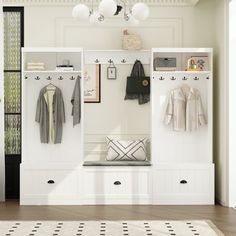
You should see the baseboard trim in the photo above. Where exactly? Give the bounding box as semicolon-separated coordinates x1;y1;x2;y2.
215;197;228;207
153;194;215;205
20;195;81;205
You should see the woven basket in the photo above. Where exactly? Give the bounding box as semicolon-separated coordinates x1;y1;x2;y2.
122;33;142;50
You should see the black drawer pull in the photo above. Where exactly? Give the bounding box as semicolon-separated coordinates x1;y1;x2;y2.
180;180;188;184
47;180;55;184
114;181;121;185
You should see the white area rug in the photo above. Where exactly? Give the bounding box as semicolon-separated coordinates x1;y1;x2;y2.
0;220;224;236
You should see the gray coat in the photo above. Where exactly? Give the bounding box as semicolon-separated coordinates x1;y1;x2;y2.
35;86;65;144
71;76;81;126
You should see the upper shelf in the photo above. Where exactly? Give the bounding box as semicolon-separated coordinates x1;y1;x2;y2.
152;48;212;53
84;50;151;65
153;71;211;74
23;70;82;73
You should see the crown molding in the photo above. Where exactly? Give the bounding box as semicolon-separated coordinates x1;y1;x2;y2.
2;0;200;7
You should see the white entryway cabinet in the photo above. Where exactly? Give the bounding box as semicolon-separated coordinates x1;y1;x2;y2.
20;48;84;205
20;47;214;205
151;48;214;205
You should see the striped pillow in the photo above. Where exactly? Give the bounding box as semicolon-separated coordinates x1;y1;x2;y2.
106;137;148;161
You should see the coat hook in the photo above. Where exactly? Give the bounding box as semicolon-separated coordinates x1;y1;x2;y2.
35;76;40;80
194;76;199;80
170;76;176;80
58;76;63;80
121;59;126;63
159;76;164;80
108;59;113;63
182;76;188;80
206;76;210;80
70;76;75;80
24;76;28;80
94;59;100;63
46;76;52;80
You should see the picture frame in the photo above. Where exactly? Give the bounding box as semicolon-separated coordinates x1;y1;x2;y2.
187;56;209;71
84;64;101;103
107;66;117;80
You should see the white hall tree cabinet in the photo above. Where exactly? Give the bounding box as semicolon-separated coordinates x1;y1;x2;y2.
20;47;214;205
151;48;214;205
20;48;84;205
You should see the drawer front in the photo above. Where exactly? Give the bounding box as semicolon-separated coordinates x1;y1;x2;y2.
83;170;150;197
154;169;213;195
21;170;78;196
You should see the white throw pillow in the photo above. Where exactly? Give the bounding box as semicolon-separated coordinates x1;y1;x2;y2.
106;137;148;161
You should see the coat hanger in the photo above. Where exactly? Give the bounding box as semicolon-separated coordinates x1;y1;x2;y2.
46;80;56;91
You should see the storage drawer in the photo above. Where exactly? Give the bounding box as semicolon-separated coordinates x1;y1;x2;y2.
82;169;151;198
21;169;78;196
154;169;212;194
153;166;214;205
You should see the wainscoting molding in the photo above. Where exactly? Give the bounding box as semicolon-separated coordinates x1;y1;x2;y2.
54;16;183;162
3;0;199;6
55;17;183;47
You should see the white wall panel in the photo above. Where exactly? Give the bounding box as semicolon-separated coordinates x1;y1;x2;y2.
229;0;236;208
214;0;229;206
23;2;217;162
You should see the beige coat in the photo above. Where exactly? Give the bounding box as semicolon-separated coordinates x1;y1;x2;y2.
164;86;207;131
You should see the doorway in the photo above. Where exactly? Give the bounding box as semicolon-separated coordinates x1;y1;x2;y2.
3;7;24;199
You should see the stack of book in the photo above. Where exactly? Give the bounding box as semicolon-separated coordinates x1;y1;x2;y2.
26;62;45;71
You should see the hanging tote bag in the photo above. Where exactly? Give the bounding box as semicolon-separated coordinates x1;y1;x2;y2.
125;60;150;94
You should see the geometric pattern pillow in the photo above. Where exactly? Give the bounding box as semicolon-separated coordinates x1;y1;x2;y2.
106;137;148;161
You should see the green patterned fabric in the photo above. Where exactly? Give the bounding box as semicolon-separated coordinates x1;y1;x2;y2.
4;11;22;155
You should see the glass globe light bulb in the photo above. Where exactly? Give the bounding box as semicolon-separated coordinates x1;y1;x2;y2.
90;11;103;25
72;4;90;20
126;13;139;26
99;0;117;17
131;3;149;21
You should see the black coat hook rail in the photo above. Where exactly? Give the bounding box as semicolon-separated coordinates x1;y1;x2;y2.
156;76;210;81
24;75;78;80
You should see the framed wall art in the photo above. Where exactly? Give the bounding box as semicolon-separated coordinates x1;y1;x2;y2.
84;64;101;103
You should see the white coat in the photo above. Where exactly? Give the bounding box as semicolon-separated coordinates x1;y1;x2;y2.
164;86;207;131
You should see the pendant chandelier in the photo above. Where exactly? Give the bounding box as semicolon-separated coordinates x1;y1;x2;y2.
72;0;150;25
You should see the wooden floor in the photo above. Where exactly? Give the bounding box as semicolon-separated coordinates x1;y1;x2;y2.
0;201;236;236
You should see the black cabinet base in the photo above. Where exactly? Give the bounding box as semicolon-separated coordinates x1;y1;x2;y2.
5;155;21;199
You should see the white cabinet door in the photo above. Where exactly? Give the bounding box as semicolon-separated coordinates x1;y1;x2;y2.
0;7;5;201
